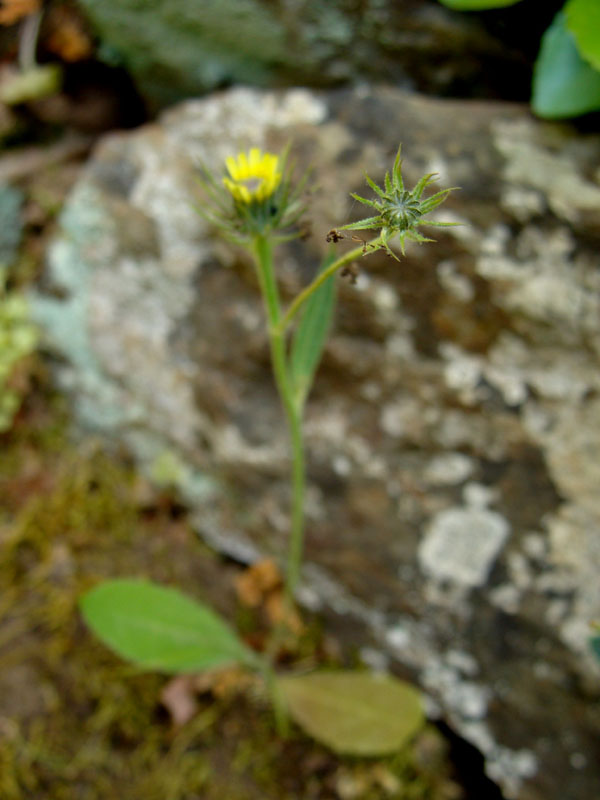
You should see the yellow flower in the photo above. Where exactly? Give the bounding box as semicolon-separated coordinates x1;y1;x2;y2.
223;148;282;204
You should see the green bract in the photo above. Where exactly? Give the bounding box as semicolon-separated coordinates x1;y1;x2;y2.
337;147;458;261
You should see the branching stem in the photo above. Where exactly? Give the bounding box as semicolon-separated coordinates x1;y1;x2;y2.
276;236;382;334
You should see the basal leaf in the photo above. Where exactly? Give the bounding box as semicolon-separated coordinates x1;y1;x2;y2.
290;249;336;407
278;670;424;756
437;0;522;9
566;0;600;71
80;579;257;673
532;12;600;118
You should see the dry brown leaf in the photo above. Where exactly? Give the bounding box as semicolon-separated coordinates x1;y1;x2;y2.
45;8;92;62
201;666;255;699
160;675;198;727
265;590;304;635
0;0;40;26
235;557;282;607
191;666;252;696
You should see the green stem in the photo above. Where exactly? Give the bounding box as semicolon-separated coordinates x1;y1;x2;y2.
277;235;382;334
262;662;289;738
252;235;306;603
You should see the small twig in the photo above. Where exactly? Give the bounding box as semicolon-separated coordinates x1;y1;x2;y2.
0;133;94;184
18;9;43;72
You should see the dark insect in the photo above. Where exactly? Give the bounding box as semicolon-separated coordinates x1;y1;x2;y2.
351;235;377;255
326;229;344;243
341;263;359;286
299;220;313;240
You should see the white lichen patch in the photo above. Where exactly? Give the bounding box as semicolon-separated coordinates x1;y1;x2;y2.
499;185;545;222
489;583;521;614
419;506;510;588
379;396;439;440
493;118;600;223
437;259;475;302
423;452;474;485
213;423;286;468
543;502;600;667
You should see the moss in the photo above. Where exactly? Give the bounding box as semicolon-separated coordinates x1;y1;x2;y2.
79;0;287;107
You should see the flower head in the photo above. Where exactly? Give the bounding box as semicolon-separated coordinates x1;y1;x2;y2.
336;146;459;261
223;148;282;204
198;145;307;242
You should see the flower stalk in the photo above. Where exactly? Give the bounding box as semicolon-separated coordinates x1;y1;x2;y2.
252;233;306;604
199;143;457;651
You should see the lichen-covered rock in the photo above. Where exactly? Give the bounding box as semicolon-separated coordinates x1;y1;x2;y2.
33;86;600;800
77;0;529;110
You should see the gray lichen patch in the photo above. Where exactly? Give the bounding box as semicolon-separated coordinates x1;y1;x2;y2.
492;118;600;227
418;506;510;589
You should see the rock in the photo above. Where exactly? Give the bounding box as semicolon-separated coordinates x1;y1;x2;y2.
33;86;600;800
77;0;533;110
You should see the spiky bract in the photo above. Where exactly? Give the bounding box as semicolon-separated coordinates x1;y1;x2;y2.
338;146;458;261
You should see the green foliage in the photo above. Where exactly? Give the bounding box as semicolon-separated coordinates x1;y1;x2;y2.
0;292;37;431
79;0;287;108
0;184;35;432
290;249;337;407
437;0;600;118
438;0;520;8
533;12;600;118
81;579;259;673
591;635;600;661
565;0;600;70
278;671;424;756
0;65;62;106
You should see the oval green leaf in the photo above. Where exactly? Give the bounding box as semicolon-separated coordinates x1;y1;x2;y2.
80;579;256;673
566;0;600;70
278;670;424;756
532;12;600;118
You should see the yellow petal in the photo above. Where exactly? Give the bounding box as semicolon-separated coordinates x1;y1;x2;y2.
225;156;239;179
249;147;261;169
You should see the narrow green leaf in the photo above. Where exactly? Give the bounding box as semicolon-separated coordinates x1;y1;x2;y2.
80;579;256;673
339;216;381;231
278;670;424;756
566;0;600;71
590;636;600;662
437;0;522;9
290;250;336;406
350;192;378;209
532;12;600;118
365;173;386;199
